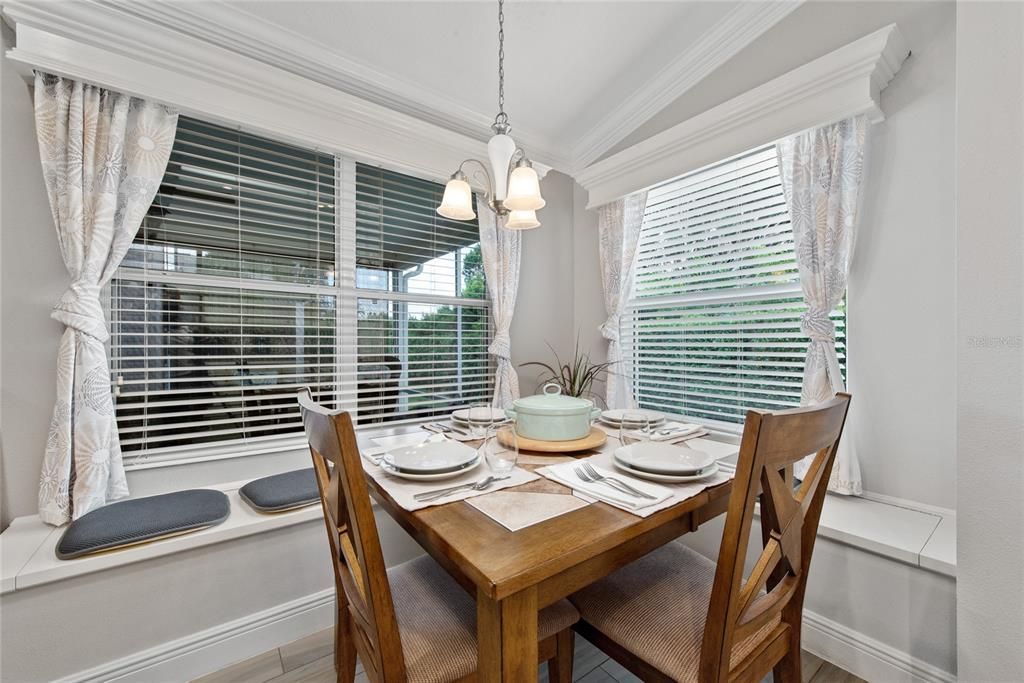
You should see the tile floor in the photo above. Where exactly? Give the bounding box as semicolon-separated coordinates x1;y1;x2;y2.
192;627;865;683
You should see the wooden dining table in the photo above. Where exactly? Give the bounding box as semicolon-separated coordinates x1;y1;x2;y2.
363;441;735;683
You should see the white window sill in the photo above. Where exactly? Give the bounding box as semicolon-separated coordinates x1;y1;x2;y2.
0;479;323;596
1;424;956;596
0;423;437;596
813;493;956;578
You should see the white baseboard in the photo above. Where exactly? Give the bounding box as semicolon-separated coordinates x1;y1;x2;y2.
55;589;336;683
50;589;956;683
803;610;956;683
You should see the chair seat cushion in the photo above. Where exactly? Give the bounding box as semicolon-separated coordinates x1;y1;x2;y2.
56;489;230;560
388;554;579;683
570;542;779;681
239;469;320;513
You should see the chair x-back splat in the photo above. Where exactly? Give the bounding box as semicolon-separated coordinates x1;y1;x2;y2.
299;389;406;682
701;393;852;683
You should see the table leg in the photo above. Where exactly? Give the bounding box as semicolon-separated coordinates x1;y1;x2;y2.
477;586;539;682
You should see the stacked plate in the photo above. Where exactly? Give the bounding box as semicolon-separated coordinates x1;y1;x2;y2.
379;436;481;481
451;406;509;427
599;408;667;429
612;441;718;483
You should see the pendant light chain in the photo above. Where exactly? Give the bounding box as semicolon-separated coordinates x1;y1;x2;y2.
494;0;510;133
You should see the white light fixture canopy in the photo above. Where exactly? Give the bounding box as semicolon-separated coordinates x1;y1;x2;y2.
505;209;540;230
437;172;477;220
436;0;545;230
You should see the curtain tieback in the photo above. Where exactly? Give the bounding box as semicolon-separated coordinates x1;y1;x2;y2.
488;331;512;360
51;280;109;342
600;314;621;343
800;309;835;344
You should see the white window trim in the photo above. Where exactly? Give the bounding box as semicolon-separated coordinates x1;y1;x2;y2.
576;23;908;208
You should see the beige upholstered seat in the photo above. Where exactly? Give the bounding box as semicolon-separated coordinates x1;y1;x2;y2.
390;554;580;683
570;542;779;682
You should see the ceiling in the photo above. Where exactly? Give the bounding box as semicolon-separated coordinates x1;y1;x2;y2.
110;0;800;172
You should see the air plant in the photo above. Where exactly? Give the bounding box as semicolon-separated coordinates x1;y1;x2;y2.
520;337;614;401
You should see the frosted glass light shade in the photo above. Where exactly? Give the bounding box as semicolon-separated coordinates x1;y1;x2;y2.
437;178;476;220
504;165;545;211
505;209;540;230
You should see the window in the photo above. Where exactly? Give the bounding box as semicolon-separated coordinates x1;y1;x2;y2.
623;144;845;427
111;117;491;462
353;164;491;426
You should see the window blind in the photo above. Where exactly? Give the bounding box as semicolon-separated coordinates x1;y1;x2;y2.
112;121;495;461
111;117;339;460
352;164;493;426
625;144;846;426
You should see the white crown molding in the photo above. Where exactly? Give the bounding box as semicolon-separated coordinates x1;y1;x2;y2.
576;23;910;209
98;0;572;172
569;0;803;171
1;1;554;184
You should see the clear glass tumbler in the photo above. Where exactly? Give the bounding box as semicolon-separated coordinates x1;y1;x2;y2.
482;428;519;474
618;412;652;448
467;403;495;440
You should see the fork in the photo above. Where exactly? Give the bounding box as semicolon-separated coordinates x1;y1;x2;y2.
575;462;656;500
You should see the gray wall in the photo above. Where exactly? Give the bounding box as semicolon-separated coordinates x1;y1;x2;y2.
579;1;958;509
955;3;1024;680
510;170;578;396
0;24;67;530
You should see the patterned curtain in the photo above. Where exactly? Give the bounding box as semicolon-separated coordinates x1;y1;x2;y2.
478;201;522;408
597;191;648;409
34;72;178;525
776;115;868;495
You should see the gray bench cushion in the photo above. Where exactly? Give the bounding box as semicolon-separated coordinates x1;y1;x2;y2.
56;489;230;560
239;469;320;513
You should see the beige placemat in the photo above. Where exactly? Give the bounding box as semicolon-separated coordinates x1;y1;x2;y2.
361;447;539;511
538;450;732;518
466;490;589;531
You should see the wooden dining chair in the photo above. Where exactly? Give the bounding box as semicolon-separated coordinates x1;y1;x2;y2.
297;389;579;683
570;393;852;683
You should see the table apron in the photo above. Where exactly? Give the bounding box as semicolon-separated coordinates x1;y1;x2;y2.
536;509;701;609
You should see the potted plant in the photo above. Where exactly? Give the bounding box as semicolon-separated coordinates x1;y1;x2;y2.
520;337;614;405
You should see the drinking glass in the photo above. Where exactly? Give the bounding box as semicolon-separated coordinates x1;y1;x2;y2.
482;428;518;474
467;403;494;440
618;412;653;448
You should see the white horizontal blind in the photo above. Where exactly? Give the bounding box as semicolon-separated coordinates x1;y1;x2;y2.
352;164;492;426
624;144;846;425
111;117;339;461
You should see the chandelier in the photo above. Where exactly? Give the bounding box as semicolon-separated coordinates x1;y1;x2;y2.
436;0;545;230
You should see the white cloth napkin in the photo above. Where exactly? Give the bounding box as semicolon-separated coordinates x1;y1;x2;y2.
361;446;538;511
538;451;733;518
537;460;673;511
596;420;708;443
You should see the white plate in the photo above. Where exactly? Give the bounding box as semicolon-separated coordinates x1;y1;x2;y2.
614;442;715;475
385;438;478;473
379;454;482;481
612;456;719;483
451;406;508;425
600;408;667;424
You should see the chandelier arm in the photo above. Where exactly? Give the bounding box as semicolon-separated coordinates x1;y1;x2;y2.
457;158;496;208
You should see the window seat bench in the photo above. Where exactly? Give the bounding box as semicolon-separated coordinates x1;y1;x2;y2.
1;470;957;598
